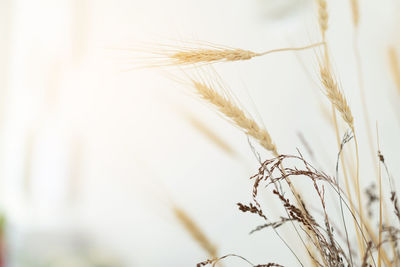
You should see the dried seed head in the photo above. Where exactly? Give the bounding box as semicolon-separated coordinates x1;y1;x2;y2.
350;0;359;27
186;114;236;156
173;207;218;258
143;42;324;67
192;79;277;154
316;0;328;38
171;48;259;65
319;65;354;128
388;47;400;94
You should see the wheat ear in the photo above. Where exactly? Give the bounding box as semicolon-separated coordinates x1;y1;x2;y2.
164;43;324;65
350;0;359;27
316;0;328;39
319;65;354;128
173;206;218;259
192;80;277;154
388;47;400;94
172;48;258;64
186;114;236;156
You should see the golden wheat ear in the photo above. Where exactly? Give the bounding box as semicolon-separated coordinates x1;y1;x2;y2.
138;41;324;67
318;63;354;129
316;0;328;39
185;68;277;154
388;47;400;94
173;206;218;259
349;0;359;27
184;113;237;156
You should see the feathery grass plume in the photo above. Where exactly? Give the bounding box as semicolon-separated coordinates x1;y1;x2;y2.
188;70;277;154
316;0;328;39
246;153;360;266
349;0;359;27
148;42;324;66
185;113;237;156
319;64;354;128
388;47;400;94
173;206;218;259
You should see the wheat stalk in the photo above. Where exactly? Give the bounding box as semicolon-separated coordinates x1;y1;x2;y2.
191;79;277;154
315;1;370;261
319;62;383;264
377;127;383;267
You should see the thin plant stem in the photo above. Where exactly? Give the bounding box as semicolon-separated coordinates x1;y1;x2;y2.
376;124;383;267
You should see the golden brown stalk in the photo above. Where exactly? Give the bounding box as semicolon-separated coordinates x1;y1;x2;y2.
319;65;354;128
340;144;392;266
351;10;392;267
192;80;277;154
316;0;328;39
342;144;393;267
349;0;359;27
315;1;367;260
363;221;392;266
346;1;377;261
306;243;320;267
173;206;218;259
377;126;383;267
186;114;236;156
166;43;324;65
388;46;400;94
331;107;364;256
320;59;366;259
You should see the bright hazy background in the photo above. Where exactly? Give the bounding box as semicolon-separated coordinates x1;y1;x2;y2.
1;0;400;266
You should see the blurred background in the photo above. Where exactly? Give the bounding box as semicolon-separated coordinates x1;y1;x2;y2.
1;0;400;266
